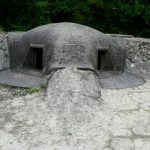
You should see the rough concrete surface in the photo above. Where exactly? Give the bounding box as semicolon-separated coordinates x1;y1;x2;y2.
0;69;46;87
9;23;126;73
99;71;144;89
126;61;150;79
0;68;150;150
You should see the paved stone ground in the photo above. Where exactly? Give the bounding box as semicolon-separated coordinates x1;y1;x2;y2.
0;68;150;150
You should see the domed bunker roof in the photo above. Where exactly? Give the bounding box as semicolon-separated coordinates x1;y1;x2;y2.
1;22;144;88
9;22;126;74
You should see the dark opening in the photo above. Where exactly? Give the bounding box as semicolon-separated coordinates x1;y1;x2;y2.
23;47;43;70
97;50;113;70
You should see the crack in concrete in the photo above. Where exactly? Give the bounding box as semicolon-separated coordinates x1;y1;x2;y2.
53;89;102;104
104;135;115;150
112;128;150;140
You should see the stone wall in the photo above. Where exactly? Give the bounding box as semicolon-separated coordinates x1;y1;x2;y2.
109;34;150;75
125;37;150;75
0;33;9;70
109;34;150;64
126;38;150;63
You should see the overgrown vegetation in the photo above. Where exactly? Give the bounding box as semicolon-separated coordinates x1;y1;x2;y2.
0;0;150;37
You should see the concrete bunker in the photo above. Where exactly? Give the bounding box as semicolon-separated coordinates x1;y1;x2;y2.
0;22;145;88
8;23;127;74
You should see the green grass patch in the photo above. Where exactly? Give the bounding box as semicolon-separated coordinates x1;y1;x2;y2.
0;83;46;97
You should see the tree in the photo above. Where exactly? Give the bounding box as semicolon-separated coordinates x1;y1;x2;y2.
0;0;149;37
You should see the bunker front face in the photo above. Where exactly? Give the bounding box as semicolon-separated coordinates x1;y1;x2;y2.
0;22;145;88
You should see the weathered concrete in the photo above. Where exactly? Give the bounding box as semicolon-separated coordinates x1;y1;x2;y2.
126;61;150;79
0;68;150;149
1;30;150;88
0;70;46;87
99;72;144;89
1;31;150;74
9;23;126;73
8;32;25;69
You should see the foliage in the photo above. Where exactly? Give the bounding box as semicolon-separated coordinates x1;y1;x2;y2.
27;87;43;94
0;83;44;95
0;26;3;32
0;83;43;98
0;0;150;37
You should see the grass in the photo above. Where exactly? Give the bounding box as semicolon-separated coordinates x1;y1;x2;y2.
26;87;43;94
0;83;46;97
